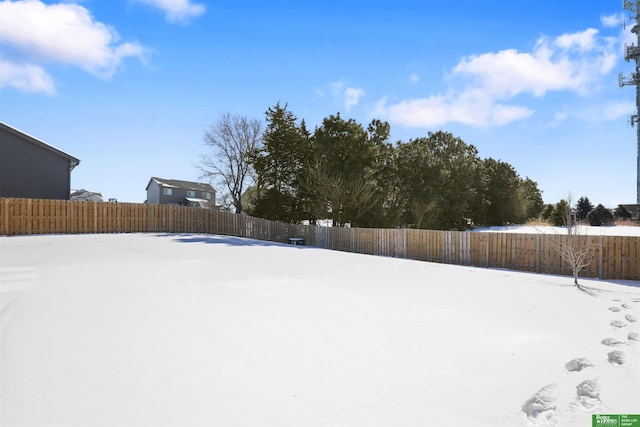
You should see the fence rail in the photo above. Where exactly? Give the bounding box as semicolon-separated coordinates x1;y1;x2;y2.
1;198;638;281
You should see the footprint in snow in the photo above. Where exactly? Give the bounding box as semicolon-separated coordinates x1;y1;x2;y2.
522;384;558;422
611;320;627;328
629;332;640;342
621;303;633;309
625;314;637;323
565;358;594;372
608;350;625;365
601;338;626;347
609;306;621;312
576;379;600;409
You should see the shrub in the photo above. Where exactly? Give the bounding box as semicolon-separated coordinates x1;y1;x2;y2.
550;200;569;226
587;204;614;226
614;204;632;220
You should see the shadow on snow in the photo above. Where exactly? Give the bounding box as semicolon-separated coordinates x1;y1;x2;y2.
155;233;310;249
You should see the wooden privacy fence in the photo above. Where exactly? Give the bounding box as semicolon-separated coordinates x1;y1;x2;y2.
1;197;639;281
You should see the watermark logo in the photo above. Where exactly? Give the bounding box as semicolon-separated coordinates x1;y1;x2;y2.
593;414;640;427
594;415;619;426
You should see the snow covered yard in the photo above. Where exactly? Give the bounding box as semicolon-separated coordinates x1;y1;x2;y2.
1;233;639;427
473;224;640;236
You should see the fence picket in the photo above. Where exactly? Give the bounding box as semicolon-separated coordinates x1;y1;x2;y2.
0;197;638;280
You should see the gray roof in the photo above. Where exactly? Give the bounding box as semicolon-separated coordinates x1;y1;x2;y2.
0;121;80;170
146;177;214;192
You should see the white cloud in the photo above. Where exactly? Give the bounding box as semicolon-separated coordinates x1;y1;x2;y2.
601;13;623;28
550;109;569;126
409;73;420;83
0;60;55;95
454;29;616;98
326;80;365;111
377;28;620;128
344;87;365;111
602;101;636;121
579;101;636;122
133;0;205;23
554;28;599;51
548;101;634;126
0;1;148;94
378;94;533;128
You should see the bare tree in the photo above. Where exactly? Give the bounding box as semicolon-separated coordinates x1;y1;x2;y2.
548;195;596;289
197;113;262;214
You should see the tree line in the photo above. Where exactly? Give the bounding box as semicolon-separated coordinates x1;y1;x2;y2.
199;104;546;230
542;196;635;227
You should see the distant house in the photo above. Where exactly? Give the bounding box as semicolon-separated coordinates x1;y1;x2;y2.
0;122;80;200
145;177;215;208
70;189;103;202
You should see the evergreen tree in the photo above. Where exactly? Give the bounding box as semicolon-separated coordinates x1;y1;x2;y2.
540;204;555;222
613;204;632;220
478;158;526;225
550;199;570;226
521;178;544;220
357;120;396;227
575;197;593;222
306;114;389;227
249;103;309;222
470;161;542;226
394;131;480;229
587;204;614;226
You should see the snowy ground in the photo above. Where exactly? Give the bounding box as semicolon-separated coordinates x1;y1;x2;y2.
473;224;640;236
1;233;639;427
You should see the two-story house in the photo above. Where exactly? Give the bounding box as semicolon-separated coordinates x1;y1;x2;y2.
145;177;216;208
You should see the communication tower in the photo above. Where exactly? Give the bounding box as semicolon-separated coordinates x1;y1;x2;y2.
620;0;640;203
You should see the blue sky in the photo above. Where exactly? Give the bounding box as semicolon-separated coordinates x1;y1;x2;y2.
1;0;638;208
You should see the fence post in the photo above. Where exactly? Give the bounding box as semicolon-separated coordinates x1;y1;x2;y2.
3;198;8;235
599;235;604;279
535;234;540;273
404;228;408;259
26;199;32;235
92;202;96;233
70;200;74;234
485;234;490;268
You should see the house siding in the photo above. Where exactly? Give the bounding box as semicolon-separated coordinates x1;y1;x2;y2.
146;178;215;207
159;188;194;205
146;180;160;204
0;124;77;200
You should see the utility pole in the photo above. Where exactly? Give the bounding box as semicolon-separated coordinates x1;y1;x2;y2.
620;0;640;203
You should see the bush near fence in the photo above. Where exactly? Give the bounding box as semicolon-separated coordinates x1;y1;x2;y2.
1;197;638;281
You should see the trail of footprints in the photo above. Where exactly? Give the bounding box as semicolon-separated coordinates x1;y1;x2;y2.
522;297;639;424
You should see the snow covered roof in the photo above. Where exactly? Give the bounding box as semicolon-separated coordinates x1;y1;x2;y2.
70;189;103;202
